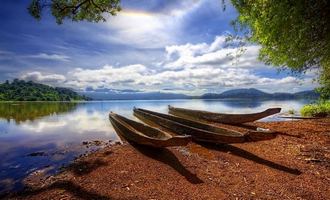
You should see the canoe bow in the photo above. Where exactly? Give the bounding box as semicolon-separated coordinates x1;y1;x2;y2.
109;112;191;147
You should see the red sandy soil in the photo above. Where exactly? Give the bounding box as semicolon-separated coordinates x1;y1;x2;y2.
4;119;330;200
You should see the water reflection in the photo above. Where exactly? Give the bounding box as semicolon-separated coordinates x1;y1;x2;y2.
218;99;262;108
0;102;117;194
0;102;79;124
0;99;311;194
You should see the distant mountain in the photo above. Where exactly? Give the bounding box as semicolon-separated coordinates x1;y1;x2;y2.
202;88;270;99
293;90;320;99
80;91;190;100
80;88;319;100
0;79;318;101
0;79;90;101
202;88;319;99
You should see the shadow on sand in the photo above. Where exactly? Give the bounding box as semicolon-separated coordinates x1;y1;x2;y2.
65;158;108;176
4;180;115;200
198;142;301;175
2;156;120;200
131;143;204;184
113;125;203;184
235;123;302;138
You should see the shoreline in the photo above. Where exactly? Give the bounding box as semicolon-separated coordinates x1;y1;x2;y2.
3;118;330;199
0;96;318;102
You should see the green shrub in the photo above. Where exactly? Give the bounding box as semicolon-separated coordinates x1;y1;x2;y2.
301;101;330;117
288;109;295;115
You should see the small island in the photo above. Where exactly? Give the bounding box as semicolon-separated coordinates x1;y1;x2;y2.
0;79;90;101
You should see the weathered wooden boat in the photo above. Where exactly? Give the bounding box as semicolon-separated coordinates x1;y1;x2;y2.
133;108;261;143
109;112;191;147
168;105;281;124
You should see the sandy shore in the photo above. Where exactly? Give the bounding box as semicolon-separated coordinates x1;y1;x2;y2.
4;118;330;200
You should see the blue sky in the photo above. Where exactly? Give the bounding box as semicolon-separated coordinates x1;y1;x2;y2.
0;0;317;95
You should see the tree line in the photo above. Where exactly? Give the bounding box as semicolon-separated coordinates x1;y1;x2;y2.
0;79;89;101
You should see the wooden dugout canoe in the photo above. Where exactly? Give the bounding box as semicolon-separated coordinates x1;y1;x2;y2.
109;112;191;147
168;105;281;124
133;108;251;144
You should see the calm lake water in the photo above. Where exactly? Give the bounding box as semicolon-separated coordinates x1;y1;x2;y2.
0;99;312;194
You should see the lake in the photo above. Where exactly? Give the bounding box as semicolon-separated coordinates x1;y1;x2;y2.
0;99;312;194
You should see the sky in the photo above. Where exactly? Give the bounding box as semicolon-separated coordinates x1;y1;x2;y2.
0;0;318;95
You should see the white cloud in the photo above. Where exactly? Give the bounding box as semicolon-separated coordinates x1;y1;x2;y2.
0;50;14;61
21;71;66;83
163;38;265;70
104;11;174;48
65;64;147;89
19;35;317;95
0;50;12;55
24;53;70;62
99;1;203;49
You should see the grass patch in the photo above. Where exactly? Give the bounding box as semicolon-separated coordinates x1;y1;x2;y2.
300;101;330;117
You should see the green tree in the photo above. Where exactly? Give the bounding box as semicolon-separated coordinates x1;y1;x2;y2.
0;80;90;101
230;0;330;98
28;0;121;24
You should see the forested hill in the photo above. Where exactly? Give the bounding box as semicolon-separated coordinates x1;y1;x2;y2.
0;79;89;101
202;88;319;99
